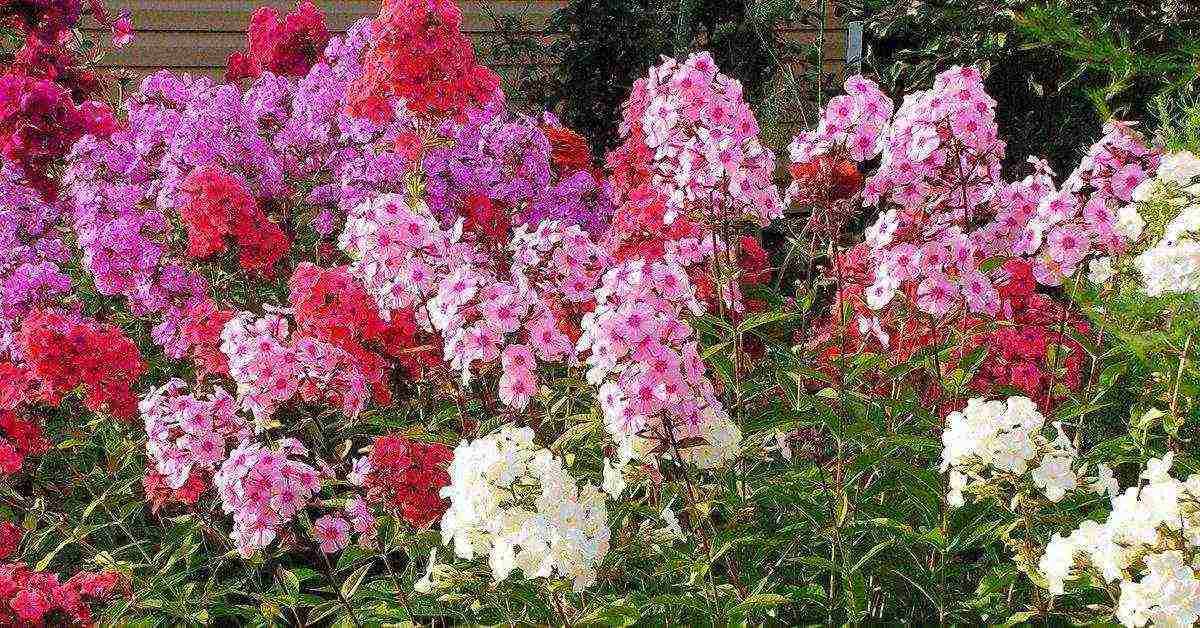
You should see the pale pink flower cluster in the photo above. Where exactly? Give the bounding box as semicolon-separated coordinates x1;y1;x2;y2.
214;439;320;557
1022;121;1159;285
804;66;1162;318
865;66;1004;214
852;67;1011;315
140;378;251;490
338;194;476;319
342;191;611;409
219;311;370;426
428;220;607;404
508;221;609;309
619;51;783;226
787;74;893;165
579;258;740;468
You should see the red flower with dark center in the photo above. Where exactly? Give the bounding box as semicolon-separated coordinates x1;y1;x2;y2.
225;1;330;82
362;434;453;527
349;0;500;122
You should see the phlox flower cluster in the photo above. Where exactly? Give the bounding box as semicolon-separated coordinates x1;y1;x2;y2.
0;0;120;200
226;1;330;82
0;562;124;627
807;67;1156;322
941;396;1081;507
219;311;371;427
139;379;251;493
16;309;146;421
607;51;782;228
339;193;477;318
955;260;1088;409
340;193;604;408
854;67;1011;316
422;109;550;223
864;66;1003;217
418;106;612;235
0;364;49;476
353;434;453;527
312;513;351;553
349;0;501;122
1039;454;1200;628
63;16;408;356
214;439;321;557
0;72;115;199
1126;151;1200;295
785;75;891;207
439;426;610;591
429;220;607;405
580;258;741;469
1022;122;1159;286
289;262;439;391
0;168;72;328
178;164;290;277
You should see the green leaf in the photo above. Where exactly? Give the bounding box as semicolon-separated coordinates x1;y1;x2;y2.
340;562;372;601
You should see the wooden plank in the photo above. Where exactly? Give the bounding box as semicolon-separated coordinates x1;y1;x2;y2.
91;26;844;73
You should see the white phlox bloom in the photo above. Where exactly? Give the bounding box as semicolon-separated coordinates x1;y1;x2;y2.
941;397;1082;507
439;426;611;591
1037;454;1200;627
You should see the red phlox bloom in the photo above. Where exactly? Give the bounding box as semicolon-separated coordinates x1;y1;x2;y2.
543;126;593;177
289;263;441;394
363;434;452;527
605;186;702;264
0;560;124;627
461;193;511;244
349;0;501;122
142;464;208;514
0;523;21;561
225;1;330;82
178;164;290;277
788;154;864;205
181;299;236;378
16;310;145;421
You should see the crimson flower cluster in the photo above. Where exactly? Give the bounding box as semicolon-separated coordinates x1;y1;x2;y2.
15;310;145;421
957;260;1088;408
0;382;49;475
358;434;453;527
226;1;330;82
349;0;501;122
0;0;120;198
289;262;440;402
0;561;124;627
178;164;291;277
0;75;115;198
